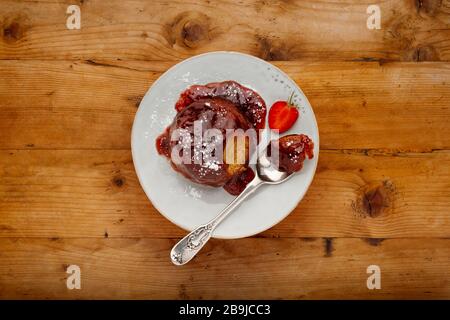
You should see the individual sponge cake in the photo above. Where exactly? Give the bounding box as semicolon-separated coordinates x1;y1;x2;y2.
156;81;267;195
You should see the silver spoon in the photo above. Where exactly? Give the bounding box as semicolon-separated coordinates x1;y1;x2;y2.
170;145;294;265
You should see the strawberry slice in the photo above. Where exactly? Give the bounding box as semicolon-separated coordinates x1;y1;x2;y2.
268;92;299;133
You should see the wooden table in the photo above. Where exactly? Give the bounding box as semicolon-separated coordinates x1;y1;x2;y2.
0;0;449;299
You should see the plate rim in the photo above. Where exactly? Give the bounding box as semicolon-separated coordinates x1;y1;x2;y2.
131;51;320;239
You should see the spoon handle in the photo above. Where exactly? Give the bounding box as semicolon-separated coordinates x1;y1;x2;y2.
170;176;263;265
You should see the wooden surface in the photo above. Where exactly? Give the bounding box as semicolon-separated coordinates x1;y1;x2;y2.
0;0;449;299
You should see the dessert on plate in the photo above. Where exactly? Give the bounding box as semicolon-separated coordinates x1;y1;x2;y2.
156;80;314;195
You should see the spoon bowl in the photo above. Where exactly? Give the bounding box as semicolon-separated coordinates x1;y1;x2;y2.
256;150;293;184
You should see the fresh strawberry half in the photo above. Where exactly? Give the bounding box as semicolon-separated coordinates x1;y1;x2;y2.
268;92;299;133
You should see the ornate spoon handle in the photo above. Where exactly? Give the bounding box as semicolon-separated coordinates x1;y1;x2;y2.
170;176;263;265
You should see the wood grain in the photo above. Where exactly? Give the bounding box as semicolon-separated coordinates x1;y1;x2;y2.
0;0;449;300
0;237;448;299
1;149;448;238
0;60;449;150
0;0;449;61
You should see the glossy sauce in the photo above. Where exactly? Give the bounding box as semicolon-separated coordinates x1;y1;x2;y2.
270;134;314;173
174;81;267;130
223;167;255;195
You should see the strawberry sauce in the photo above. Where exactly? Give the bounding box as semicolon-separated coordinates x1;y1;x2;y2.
174;81;267;130
270;134;314;174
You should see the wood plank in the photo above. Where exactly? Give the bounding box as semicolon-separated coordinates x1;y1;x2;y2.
1;0;449;61
0;237;448;299
0;60;154;150
1;149;449;238
0;60;449;150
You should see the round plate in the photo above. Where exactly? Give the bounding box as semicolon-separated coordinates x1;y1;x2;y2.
131;52;319;239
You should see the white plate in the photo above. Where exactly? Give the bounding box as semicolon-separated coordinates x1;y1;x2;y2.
131;52;319;239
